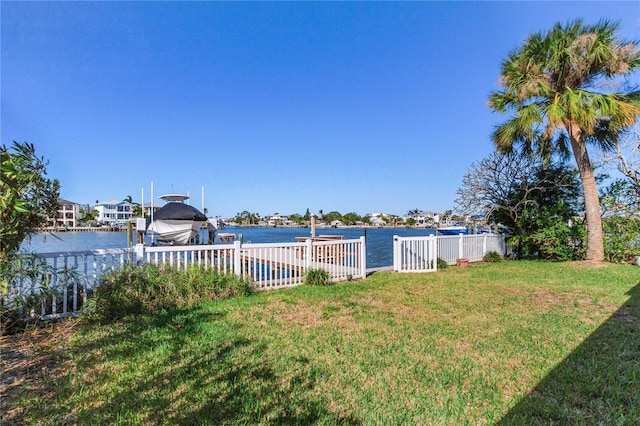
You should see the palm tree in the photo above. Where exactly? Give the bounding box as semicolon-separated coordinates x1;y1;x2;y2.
489;20;640;261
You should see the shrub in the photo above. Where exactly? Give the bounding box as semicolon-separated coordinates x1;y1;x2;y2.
483;251;502;263
437;258;448;270
84;263;253;321
603;216;640;264
1;254;57;335
304;268;332;286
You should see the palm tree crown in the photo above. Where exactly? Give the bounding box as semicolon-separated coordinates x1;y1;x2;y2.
489;20;640;261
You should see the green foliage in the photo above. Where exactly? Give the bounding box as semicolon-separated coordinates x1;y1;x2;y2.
0;254;58;334
497;163;585;260
85;263;253;321
1;142;60;261
489;19;640;157
322;211;343;224
482;251;502;263
489;20;640;261
603;216;640;263
525;212;587;261
437;257;448;270
234;210;260;225
599;179;640;263
341;212;362;225
304;268;332;286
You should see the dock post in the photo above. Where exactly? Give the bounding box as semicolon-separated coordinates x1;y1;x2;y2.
127;222;133;248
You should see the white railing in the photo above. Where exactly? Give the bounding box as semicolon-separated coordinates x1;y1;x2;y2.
393;234;506;272
138;237;366;288
7;248;135;320
9;238;366;319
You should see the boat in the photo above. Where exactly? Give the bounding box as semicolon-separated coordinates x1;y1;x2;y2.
437;224;500;235
146;194;215;245
437;225;469;235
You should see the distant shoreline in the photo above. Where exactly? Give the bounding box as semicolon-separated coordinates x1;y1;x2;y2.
38;223;438;234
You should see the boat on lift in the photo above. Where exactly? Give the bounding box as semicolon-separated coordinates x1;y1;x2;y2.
146;194;215;245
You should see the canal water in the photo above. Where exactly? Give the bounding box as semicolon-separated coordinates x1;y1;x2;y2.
21;226;436;269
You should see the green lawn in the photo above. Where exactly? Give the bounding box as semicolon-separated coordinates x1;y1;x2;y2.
10;261;640;425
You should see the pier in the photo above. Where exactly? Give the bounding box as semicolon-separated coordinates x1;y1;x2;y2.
41;226;126;232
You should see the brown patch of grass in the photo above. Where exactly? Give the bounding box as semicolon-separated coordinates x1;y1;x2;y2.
276;301;324;327
1;320;77;425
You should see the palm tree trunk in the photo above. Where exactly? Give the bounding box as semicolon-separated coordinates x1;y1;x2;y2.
569;124;605;261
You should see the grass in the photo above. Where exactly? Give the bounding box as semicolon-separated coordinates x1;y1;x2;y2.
3;261;640;425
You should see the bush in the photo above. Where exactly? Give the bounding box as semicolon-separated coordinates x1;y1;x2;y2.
84;263;253;321
437;258;448;270
603;216;640;264
483;251;502;263
1;254;57;335
304;268;332;286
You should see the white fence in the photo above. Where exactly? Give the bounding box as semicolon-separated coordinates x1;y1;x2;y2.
8;238;366;319
7;248;135;320
393;235;438;273
7;234;504;320
393;234;506;273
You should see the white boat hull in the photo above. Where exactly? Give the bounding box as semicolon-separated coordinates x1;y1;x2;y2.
147;219;205;245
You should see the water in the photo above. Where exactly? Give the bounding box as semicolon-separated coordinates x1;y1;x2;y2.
21;227;437;268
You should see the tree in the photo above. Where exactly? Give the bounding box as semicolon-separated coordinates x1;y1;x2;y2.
234;210;260;225
289;213;304;225
342;212;362;225
456;152;580;224
600;125;640;194
1;142;60;261
489;20;640;261
457;152;585;259
79;204;99;223
323;211;343;224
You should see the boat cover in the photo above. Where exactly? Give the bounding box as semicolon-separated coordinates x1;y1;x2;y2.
153;202;207;221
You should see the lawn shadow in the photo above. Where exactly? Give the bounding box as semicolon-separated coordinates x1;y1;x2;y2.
498;282;640;424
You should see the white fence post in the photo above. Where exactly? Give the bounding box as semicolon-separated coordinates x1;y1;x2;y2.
483;234;487;256
430;235;438;271
304;239;313;270
459;234;464;259
393;236;399;272
135;243;145;263
233;240;242;277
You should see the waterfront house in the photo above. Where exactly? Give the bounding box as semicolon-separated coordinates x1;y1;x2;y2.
47;198;83;229
369;216;386;227
141;202;161;218
95;200;136;225
268;213;293;227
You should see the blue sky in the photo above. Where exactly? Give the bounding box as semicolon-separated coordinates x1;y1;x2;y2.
2;1;639;218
